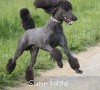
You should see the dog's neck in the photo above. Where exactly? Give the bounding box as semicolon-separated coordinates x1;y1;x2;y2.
51;17;61;24
46;17;63;31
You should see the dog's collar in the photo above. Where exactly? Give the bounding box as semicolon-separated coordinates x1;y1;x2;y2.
51;17;60;23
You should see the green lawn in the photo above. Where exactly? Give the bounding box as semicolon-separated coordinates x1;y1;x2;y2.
0;0;100;89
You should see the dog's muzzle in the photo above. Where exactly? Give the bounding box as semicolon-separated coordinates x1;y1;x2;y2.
64;17;72;25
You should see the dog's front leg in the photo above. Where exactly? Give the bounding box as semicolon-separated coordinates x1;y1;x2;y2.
44;45;63;68
59;34;83;74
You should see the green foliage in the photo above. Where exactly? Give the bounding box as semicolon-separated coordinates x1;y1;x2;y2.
0;0;100;88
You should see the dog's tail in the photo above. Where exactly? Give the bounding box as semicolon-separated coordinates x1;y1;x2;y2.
20;8;35;30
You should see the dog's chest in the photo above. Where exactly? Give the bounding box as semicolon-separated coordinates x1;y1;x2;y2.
49;29;62;48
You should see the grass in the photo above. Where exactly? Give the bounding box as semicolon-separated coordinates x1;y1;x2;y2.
0;0;100;89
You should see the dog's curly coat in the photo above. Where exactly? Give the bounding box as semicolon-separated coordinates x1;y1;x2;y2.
6;0;83;84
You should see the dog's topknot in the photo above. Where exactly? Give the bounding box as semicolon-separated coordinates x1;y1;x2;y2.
61;0;72;11
34;0;60;8
20;8;30;19
34;0;72;14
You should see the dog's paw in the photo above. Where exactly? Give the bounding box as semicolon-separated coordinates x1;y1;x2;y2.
57;61;63;68
68;57;80;69
75;69;83;74
68;57;83;74
25;66;34;85
6;58;16;74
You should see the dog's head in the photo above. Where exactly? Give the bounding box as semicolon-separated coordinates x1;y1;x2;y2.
34;0;77;25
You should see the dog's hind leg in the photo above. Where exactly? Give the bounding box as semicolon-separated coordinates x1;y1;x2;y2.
25;46;39;85
6;38;27;74
45;45;63;68
59;35;83;74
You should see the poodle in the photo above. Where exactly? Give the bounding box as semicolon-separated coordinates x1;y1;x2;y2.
6;0;83;84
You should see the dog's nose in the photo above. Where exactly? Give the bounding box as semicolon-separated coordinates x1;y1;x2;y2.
73;17;78;21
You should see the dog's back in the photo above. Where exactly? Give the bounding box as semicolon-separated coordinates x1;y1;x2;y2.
20;8;35;30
